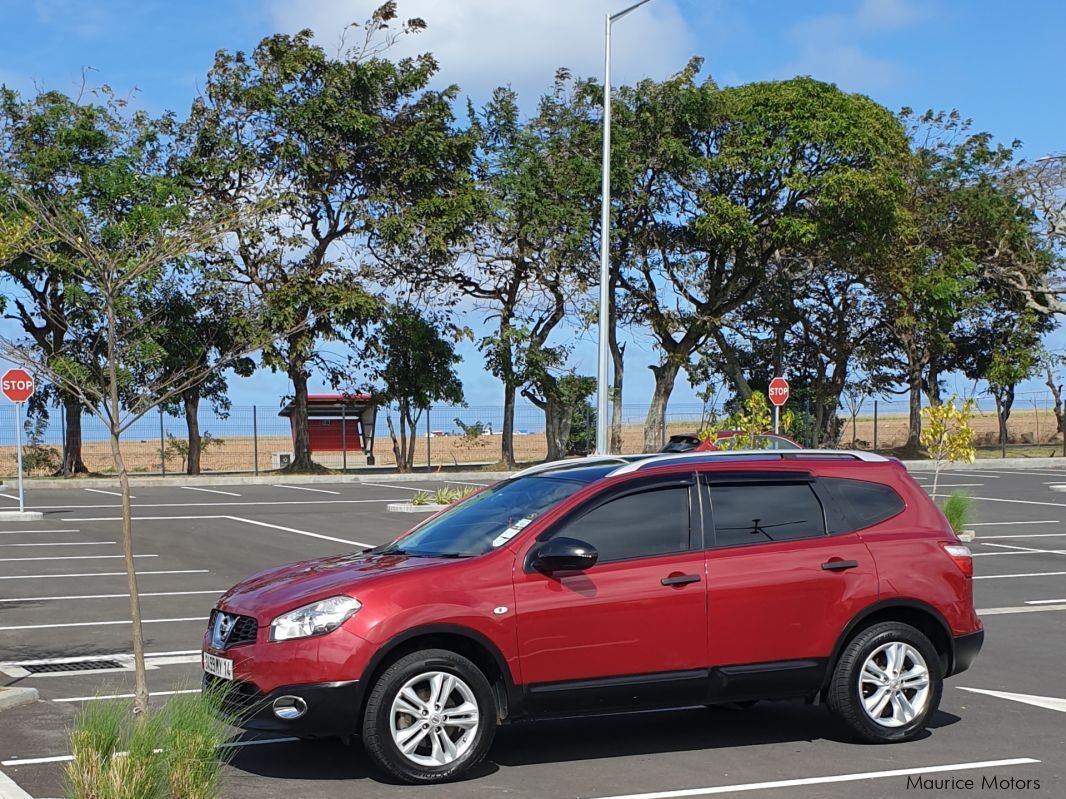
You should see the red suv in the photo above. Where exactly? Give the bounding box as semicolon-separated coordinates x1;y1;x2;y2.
204;451;983;784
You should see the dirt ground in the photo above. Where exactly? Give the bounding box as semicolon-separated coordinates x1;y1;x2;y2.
1;408;1061;478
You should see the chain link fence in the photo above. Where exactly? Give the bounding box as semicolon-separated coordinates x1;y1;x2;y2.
0;391;1061;478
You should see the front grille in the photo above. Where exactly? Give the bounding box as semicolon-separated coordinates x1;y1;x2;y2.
23;659;123;674
208;609;259;649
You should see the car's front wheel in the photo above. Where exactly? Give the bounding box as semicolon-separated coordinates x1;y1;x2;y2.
827;621;943;743
361;648;496;783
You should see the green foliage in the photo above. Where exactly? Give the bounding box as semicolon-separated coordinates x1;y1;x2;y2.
941;491;974;535
454;419;489;449
700;391;774;450
921;396;977;495
164;432;224;473
411;486;477;506
66;688;237;799
566;399;596;456
21;411;60;474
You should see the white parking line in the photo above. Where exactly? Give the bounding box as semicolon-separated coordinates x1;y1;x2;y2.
979;542;1066;556
927;483;984;488
0;616;202;632
0;529;80;535
957;687;1066;713
272;484;340;495
0;589;223;603
0;650;199;667
1;736;299;766
978;603;1066;615
179;486;241;497
981;533;1066;539
58;514;373;548
978;469;1066;477
54;688;202;703
974;571;1066;580
933;495;1066;508
0;569;208;581
48;497;404;511
360;481;422;491
586;758;1040;799
0;494;20;501
0;541;114;548
971;551;1041;558
971;520;1060;526
1025;598;1066;605
0;554;157;563
84;488;133;498
941;472;1000;478
444;480;489;487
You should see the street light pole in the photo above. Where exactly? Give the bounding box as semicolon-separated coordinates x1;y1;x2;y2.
596;0;654;455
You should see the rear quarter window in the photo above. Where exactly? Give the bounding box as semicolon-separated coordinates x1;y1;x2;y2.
821;477;905;532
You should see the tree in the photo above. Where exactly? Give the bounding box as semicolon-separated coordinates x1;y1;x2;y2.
183;4;470;471
142;280;254;474
0;124;274;714
608;66;908;450
366;304;464;473
0;87;127;475
920;396;976;496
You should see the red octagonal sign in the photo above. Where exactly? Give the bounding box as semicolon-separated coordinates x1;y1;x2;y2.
1;368;35;403
768;376;789;407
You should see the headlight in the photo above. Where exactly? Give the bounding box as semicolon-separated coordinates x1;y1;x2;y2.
269;595;362;642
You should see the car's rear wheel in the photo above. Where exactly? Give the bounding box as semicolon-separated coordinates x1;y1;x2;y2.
361;649;496;783
827;621;942;743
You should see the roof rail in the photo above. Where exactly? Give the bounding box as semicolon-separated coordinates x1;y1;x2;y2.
512;455;632;479
607;449;891;476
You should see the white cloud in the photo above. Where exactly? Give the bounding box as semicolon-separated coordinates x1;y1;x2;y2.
780;0;926;92
266;0;695;105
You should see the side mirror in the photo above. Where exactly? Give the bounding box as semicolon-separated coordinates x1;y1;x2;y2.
532;537;598;573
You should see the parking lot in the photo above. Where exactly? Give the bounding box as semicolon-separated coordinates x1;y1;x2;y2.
0;467;1064;799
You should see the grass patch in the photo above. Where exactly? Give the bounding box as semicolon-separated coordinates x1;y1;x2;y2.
941;491;974;534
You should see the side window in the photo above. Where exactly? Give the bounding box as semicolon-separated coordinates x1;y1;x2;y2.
552;485;691;563
822;477;905;532
708;482;826;547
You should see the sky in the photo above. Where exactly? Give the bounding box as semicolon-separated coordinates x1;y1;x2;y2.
1;0;1063;413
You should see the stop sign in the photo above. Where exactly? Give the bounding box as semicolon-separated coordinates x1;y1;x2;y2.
768;376;789;407
1;369;35;403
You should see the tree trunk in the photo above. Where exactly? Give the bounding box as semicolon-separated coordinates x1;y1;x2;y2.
643;360;682;453
543;395;573;462
385;410;407;472
288;362;314;471
609;337;625;455
905;367;923;454
58;393;88;476
183;391;201;475
501;382;516;468
1045;367;1063;434
709;326;753;400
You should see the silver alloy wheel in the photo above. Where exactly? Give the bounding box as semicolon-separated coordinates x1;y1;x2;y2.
858;641;931;728
389;671;480;767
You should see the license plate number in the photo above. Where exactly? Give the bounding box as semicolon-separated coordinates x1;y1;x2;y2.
203;652;233;680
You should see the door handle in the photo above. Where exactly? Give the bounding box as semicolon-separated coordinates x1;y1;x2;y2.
661;574;701;586
822;559;859;571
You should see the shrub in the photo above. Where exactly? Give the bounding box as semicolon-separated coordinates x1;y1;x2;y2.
942;491;974;535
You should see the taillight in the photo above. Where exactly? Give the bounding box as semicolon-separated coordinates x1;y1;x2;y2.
941;543;974;578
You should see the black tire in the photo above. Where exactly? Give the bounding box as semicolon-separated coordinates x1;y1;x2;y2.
361;649;496;784
827;621;942;743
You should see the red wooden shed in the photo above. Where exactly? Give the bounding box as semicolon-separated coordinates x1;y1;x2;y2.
278;394;378;467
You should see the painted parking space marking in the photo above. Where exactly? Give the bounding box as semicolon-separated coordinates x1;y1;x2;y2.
974;570;1066;580
979;541;1066;556
971;520;1060;526
933;494;1066;508
958;687;1066;713
0;616;203;632
179;486;241;497
54;688;202;703
1;735;300;766
977;603;1066;615
0;568;208;581
927;483;984;488
0;494;20;501
0;540;114;548
272;484;340;495
981;533;1066;539
0;589;223;604
0;650;199;668
84;488;132;498
1025;598;1066;605
46;497;404;511
0;529;81;535
0;554;157;563
58;514;372;548
586;758;1040;799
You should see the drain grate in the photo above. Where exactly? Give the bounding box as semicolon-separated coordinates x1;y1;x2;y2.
22;660;124;674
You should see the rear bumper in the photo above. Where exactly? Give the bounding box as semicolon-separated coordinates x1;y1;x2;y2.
949;629;984;676
205;674;363;738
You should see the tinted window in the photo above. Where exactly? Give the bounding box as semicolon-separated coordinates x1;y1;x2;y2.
822;477;905;532
709;483;826;546
553;485;691;562
662;435;700;453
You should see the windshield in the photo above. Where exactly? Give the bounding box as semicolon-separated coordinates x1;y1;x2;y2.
381;475;588;557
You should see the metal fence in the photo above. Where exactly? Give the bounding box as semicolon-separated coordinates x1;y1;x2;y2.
0;391;1061;478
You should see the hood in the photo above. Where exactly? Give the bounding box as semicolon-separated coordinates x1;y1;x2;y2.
218;551;441;617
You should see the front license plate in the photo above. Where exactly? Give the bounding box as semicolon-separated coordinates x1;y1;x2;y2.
203;652;233;681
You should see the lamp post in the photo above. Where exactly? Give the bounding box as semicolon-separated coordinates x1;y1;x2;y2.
596;0;654;455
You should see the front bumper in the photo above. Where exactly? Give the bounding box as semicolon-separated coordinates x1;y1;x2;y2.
949;628;984;676
204;673;364;738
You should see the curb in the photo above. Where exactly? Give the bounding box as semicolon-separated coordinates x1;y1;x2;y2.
0;687;38;713
0;512;42;522
0;769;34;799
899;457;1066;471
5;470;514;491
387;502;447;513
